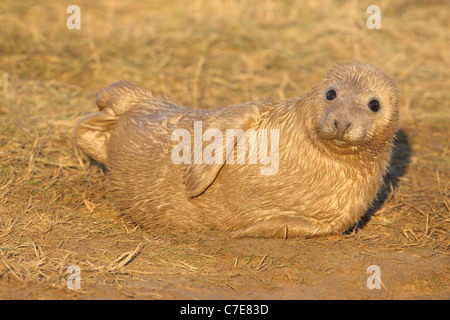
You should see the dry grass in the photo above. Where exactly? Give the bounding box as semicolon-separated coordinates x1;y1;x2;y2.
0;0;448;299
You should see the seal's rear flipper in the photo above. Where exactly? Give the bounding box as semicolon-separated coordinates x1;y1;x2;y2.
74;112;117;164
73;81;153;164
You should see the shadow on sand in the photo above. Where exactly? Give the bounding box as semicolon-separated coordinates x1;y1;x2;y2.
348;129;411;233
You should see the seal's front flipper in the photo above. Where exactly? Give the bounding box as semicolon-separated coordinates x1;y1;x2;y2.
183;103;263;198
232;216;333;239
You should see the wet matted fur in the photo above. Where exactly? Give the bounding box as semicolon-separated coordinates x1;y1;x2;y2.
74;61;399;238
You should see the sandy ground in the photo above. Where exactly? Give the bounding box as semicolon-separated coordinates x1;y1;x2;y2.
0;0;448;300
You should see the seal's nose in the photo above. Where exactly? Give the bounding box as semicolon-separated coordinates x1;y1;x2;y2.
333;119;352;138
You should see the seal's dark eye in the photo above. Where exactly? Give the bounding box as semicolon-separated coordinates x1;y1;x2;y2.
326;89;337;101
368;99;380;112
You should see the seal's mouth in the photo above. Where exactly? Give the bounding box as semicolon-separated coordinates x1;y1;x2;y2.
323;137;353;148
321;136;361;154
315;128;361;153
332;139;347;147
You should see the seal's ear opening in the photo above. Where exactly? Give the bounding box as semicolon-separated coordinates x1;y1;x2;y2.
73;112;117;164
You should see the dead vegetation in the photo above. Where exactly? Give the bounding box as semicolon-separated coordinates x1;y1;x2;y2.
0;0;448;299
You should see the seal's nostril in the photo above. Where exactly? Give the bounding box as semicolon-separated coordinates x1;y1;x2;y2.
333;119;352;136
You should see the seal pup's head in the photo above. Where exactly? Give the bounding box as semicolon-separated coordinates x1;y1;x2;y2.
310;61;399;155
